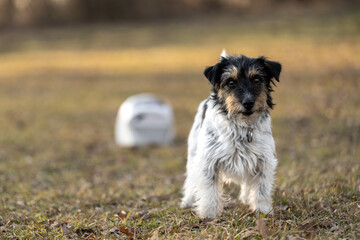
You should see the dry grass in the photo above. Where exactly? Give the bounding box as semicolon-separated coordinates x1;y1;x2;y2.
0;9;359;239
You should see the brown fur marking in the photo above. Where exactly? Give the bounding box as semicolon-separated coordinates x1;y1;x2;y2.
225;94;242;115
218;88;242;116
218;88;227;99
253;84;268;112
221;65;238;82
248;69;260;79
227;65;238;80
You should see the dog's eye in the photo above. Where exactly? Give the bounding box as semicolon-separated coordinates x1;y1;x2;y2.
227;80;236;88
253;77;261;83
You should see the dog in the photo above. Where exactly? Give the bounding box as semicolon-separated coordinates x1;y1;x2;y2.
180;50;281;218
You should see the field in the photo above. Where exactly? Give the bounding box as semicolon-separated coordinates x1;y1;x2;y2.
0;8;359;239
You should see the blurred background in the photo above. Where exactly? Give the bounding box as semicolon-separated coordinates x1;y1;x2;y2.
0;0;356;27
0;0;359;238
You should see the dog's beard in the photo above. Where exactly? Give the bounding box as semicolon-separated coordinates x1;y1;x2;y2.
225;104;265;125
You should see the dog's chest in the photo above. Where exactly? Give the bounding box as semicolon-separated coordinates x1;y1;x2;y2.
219;126;257;158
209;122;269;175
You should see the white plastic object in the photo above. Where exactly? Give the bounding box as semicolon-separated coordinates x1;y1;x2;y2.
115;94;175;147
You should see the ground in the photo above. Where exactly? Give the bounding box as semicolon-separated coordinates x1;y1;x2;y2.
0;8;359;239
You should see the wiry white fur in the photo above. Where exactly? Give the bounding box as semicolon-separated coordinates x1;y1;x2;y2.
220;49;229;59
181;98;277;218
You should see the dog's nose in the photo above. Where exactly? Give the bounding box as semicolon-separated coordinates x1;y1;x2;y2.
242;99;254;110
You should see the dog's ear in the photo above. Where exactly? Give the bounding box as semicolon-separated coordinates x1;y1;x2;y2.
204;56;227;86
204;65;216;86
204;63;222;86
264;59;281;82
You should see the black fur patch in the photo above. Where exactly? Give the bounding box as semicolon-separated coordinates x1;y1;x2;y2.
201;100;208;127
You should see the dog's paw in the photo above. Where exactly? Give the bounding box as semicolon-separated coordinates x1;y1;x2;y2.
254;203;273;215
180;201;193;209
197;210;218;219
196;203;222;219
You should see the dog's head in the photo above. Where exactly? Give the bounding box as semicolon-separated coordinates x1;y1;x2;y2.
204;51;281;119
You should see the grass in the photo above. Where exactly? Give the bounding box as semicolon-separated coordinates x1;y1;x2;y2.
0;8;359;239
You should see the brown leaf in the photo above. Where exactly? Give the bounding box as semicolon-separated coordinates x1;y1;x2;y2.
119;226;134;237
118;213;127;219
256;218;269;236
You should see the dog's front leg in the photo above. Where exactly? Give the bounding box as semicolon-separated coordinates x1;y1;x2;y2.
239;181;250;205
247;164;275;215
195;164;223;218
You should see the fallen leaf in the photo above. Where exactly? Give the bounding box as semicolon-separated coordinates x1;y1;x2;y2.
118;213;127;219
119;226;134;237
256;218;269;236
